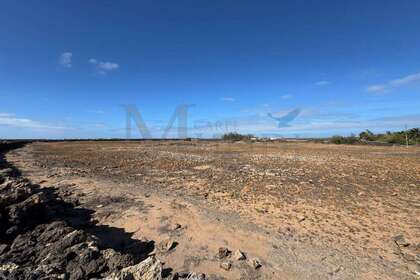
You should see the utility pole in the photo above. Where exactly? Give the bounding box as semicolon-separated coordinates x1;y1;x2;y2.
405;124;408;148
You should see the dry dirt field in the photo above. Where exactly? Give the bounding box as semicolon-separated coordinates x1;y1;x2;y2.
7;141;420;280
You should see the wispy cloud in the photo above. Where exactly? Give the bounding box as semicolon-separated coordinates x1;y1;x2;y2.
220;97;235;102
315;80;331;86
366;84;387;93
0;113;15;118
389;72;420;86
58;52;72;68
89;58;120;75
281;94;293;99
366;71;420;93
0;112;70;130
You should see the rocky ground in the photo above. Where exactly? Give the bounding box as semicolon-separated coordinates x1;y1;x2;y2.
0;141;203;280
2;140;420;279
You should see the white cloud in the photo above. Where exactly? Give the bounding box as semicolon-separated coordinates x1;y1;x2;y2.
366;71;420;93
89;58;120;74
366;84;387;93
59;52;72;68
389;72;420;86
0;113;70;130
220;97;235;102
99;62;119;71
0;113;15;118
315;80;331;86
281;94;293;99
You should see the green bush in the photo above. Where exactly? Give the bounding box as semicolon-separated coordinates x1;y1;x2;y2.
330;128;419;145
359;130;376;141
222;132;254;141
330;135;358;144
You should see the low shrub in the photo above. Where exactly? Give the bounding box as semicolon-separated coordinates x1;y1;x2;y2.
221;132;254;141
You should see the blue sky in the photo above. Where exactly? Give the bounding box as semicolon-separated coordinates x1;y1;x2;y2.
0;1;419;139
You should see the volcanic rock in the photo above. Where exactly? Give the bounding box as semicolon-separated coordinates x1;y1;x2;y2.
104;256;162;280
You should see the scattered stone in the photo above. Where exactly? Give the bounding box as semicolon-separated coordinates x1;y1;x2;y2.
250;258;262;269
158;239;176;252
174;272;205;280
394;234;410;247
298;215;306;222
220;261;232;271
104;256;162;280
166;240;176;251
97;204;104;208
170;223;182;231
329;266;342;275
217;247;231;259
233;249;246;260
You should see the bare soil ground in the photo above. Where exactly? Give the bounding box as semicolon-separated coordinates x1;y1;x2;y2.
7;141;420;279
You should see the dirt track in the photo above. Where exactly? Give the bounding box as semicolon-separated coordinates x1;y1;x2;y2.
7;141;420;279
